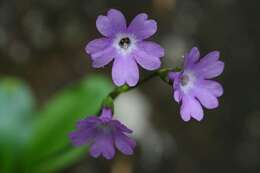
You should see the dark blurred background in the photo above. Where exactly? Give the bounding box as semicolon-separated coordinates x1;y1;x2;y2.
0;0;260;173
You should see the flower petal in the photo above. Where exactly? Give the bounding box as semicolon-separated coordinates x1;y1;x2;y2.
194;87;219;109
85;38;111;55
169;72;183;103
96;9;127;37
115;132;136;155
76;117;100;129
127;13;157;40
138;41;164;58
133;48;161;70
192;51;224;78
200;51;220;65
184;47;200;68
112;56;139;86
111;120;133;133
91;47;116;68
195;60;224;79
168;72;181;81
200;80;223;97
174;90;182;103
89;134;115;159
69;127;97;146
180;96;204;121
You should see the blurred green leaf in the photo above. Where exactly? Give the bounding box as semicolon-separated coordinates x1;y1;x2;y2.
30;147;87;173
24;75;113;173
0;78;35;173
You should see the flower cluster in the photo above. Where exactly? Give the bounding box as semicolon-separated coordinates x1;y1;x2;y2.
70;9;224;160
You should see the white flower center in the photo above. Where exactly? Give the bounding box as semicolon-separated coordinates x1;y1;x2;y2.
180;75;189;86
179;71;196;93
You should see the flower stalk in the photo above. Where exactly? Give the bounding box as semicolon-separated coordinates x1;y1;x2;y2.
102;67;178;111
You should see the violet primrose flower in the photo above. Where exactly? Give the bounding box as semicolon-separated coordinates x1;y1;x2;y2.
69;108;136;159
86;9;164;86
169;47;224;122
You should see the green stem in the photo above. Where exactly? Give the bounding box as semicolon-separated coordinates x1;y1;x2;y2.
102;68;175;110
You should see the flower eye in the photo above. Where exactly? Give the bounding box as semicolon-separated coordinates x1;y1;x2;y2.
119;37;131;49
180;75;189;86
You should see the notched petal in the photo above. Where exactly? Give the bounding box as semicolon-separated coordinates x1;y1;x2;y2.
115;133;136;155
96;9;127;37
127;13;157;40
180;96;204;122
85;38;111;55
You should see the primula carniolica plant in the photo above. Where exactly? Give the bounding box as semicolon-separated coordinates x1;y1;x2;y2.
70;9;224;159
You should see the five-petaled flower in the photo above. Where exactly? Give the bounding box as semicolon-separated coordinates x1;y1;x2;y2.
168;47;224;122
69;108;136;160
86;9;164;86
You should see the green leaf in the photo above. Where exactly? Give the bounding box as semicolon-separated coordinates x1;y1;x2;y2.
0;78;35;173
30;147;87;173
24;75;113;173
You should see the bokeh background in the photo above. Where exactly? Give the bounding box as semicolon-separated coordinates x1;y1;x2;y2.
0;0;259;173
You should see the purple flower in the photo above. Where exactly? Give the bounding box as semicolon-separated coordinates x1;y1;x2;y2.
69;108;136;159
169;47;224;122
86;9;164;86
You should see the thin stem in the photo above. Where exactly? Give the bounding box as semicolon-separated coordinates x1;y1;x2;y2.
109;68;172;99
102;68;176;109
